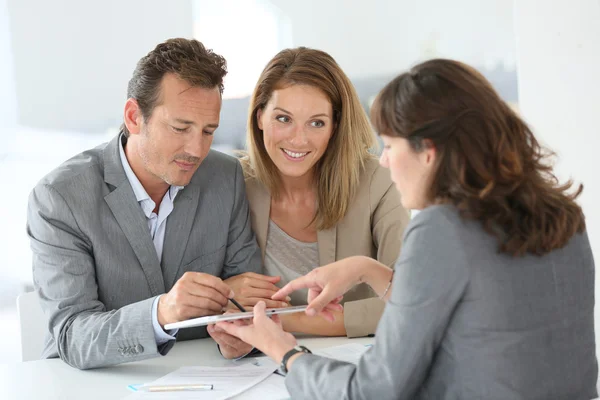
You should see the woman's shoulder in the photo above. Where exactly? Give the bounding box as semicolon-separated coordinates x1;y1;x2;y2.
238;159;268;200
359;156;393;193
244;174;267;199
410;204;463;230
239;157;260;185
340;156;409;233
353;156;400;211
402;205;470;263
406;205;486;256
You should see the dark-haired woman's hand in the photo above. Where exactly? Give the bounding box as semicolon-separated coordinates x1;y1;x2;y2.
272;256;393;320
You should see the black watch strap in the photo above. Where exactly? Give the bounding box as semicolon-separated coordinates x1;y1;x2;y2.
280;345;312;375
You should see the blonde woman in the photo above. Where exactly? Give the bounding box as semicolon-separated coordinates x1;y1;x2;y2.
208;48;410;358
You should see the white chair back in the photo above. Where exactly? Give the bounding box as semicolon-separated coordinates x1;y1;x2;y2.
16;291;46;361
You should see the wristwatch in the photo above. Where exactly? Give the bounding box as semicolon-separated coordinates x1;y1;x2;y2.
280;345;312;375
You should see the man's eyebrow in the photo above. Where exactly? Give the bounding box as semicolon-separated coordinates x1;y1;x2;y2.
172;119;219;129
174;118;195;125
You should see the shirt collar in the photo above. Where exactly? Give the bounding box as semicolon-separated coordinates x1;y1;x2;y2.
118;135;184;214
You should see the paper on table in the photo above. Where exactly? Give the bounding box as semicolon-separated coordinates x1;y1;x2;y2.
230;374;289;400
313;342;370;364
124;358;278;400
234;343;371;400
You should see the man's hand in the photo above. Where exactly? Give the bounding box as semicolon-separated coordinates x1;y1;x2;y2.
207;322;253;359
224;272;290;309
158;272;233;327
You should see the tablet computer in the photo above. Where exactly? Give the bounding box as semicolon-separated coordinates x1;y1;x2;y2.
164;305;308;330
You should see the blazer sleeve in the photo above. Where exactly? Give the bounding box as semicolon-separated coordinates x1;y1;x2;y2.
343;176;410;338
285;208;469;400
27;183;164;369
220;161;262;280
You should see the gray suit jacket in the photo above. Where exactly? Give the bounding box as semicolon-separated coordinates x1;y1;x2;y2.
27;134;261;369
286;205;598;399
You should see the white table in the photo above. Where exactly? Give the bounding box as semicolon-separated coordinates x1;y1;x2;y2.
0;336;373;399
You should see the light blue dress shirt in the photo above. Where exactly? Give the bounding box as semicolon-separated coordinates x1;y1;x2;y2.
118;140;183;345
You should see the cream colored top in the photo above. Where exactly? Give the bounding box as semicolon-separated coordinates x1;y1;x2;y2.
263;219;318;306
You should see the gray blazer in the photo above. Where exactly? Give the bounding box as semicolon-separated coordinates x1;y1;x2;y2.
27;134;261;369
286;205;597;399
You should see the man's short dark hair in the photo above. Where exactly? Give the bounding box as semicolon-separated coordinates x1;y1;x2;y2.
122;38;227;137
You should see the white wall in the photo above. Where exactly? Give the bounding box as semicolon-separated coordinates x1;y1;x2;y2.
514;0;600;360
5;0;517;132
7;0;193;133
0;0;17;135
275;0;516;79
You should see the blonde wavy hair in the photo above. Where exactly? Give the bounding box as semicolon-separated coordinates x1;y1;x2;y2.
240;47;376;230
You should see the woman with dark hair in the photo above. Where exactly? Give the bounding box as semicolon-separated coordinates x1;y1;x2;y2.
216;59;598;399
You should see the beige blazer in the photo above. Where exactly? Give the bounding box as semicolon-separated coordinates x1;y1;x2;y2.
245;158;410;337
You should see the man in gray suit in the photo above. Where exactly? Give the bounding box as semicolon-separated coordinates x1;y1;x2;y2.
26;38;262;369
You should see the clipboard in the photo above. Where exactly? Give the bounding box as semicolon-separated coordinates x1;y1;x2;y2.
164;305;308;330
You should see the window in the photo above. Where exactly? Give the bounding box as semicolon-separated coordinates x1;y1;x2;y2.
193;0;292;99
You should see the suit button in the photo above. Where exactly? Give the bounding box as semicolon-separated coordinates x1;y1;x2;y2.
135;344;144;354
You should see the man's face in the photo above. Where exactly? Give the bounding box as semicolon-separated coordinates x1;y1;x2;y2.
130;73;221;187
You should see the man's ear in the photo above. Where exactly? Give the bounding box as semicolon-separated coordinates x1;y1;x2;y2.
123;98;142;135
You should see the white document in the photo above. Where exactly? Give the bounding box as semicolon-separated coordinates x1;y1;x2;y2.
313;343;370;364
230;374;289;400
124;358;278;400
232;343;371;399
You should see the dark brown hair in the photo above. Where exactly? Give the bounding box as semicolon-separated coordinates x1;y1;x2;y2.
371;59;585;256
241;47;376;229
121;38;227;137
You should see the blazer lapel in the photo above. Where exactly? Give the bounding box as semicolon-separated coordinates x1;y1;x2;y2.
162;183;200;288
317;225;337;266
103;135;165;296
